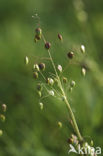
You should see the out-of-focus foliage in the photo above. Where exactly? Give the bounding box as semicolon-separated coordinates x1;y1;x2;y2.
0;0;103;155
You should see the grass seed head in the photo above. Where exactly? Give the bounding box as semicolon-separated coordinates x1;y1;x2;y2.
35;34;41;40
81;67;86;76
37;83;42;91
25;56;29;65
70;80;76;87
63;77;67;83
49;90;54;96
45;42;51;49
67;138;73;144
38;91;42;97
2;104;7;112
33;64;40;71
39;102;43;110
58;34;63;41
80;45;85;53
35;28;42;36
0;114;5;122
67;52;74;59
38;63;45;71
0;130;3;136
46;78;54;85
33;72;38;79
57;65;62;72
58;121;62;128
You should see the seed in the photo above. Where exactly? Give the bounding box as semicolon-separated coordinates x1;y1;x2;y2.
49;90;54;96
67;138;73;144
46;78;54;85
71;134;79;145
33;72;38;79
37;83;42;91
2;104;7;112
80;45;85;53
38;63;45;71
67;52;74;59
58;121;62;128
63;77;67;83
35;28;42;36
0;114;5;122
49;78;54;85
0;130;3;136
39;102;43;110
81;67;86;76
25;56;29;65
45;42;51;49
35;34;41;40
33;64;39;71
58;34;63;40
57;65;62;72
70;80;76;87
38;91;42;97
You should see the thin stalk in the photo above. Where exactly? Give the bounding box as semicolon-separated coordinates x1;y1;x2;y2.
41;34;83;142
57;75;83;142
39;70;46;81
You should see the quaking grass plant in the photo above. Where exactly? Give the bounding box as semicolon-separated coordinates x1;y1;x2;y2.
25;21;99;156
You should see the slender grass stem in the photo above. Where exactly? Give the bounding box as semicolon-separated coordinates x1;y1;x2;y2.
41;34;83;142
39;70;46;81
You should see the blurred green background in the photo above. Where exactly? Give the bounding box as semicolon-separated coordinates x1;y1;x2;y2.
0;0;103;155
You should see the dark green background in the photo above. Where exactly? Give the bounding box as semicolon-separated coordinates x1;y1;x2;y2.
0;0;103;155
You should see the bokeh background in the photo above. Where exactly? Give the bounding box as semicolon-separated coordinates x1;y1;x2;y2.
0;0;103;155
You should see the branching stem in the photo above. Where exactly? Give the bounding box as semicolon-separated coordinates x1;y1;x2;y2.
42;34;83;142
